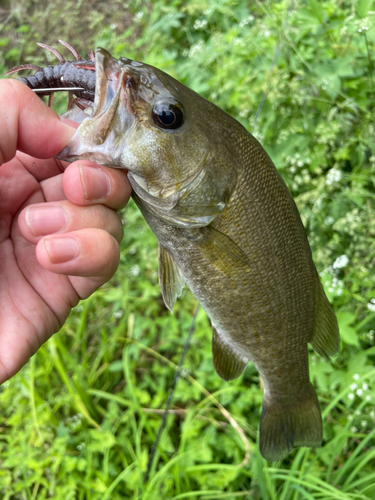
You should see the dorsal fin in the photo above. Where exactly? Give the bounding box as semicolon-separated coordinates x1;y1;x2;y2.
310;275;340;358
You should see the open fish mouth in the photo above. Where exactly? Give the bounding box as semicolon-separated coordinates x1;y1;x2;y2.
56;48;137;167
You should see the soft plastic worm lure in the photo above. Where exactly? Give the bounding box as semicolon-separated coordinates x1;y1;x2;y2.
4;40;96;109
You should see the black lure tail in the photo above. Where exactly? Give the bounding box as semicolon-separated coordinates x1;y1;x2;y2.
4;40;96;110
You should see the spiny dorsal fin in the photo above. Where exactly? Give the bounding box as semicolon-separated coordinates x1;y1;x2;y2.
212;327;248;381
158;245;184;312
310;275;340;358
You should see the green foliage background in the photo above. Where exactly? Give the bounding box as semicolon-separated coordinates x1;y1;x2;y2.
1;0;375;498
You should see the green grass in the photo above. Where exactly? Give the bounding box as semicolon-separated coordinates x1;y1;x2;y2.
1;0;375;498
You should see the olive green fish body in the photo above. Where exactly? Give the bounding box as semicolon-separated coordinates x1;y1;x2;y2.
134;126;323;459
57;48;340;461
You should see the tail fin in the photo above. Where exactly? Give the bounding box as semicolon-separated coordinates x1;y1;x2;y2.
259;385;322;461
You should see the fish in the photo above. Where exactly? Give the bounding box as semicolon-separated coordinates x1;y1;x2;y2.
54;47;340;461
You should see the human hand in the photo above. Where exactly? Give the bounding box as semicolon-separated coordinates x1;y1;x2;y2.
0;80;131;384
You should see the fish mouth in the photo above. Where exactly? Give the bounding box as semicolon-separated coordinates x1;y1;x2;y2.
56;48;136;166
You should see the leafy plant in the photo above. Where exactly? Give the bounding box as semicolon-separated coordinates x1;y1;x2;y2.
1;0;375;498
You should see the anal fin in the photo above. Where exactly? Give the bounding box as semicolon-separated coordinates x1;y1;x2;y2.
158;245;184;312
212;327;247;381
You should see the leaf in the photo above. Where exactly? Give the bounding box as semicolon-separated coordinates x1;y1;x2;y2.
337;311;355;326
295;9;322;28
88;430;116;452
340;324;360;347
108;360;123;372
337;312;359;347
357;0;373;18
309;0;325;23
348;351;369;374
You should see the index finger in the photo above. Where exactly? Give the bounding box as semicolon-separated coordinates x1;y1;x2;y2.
0;79;75;165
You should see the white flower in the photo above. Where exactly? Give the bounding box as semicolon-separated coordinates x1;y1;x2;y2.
350;383;358;391
324;216;335;226
356;389;363;396
367;303;375;312
366;395;371;401
348;393;355;400
189;41;203;58
362;383;368;391
130;265;140;277
239;15;254;27
361;420;367;428
113;310;124;319
326;169;342;185
333;255;349;269
353;374;360;380
194;19;207;29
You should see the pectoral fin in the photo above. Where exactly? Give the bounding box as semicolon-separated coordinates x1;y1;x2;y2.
158;245;184;312
198;227;251;276
212;327;248;380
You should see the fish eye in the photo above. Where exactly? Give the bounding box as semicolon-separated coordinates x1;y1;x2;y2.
152;101;184;130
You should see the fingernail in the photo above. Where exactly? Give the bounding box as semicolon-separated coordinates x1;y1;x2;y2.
44;237;79;264
79;165;111;201
26;206;68;236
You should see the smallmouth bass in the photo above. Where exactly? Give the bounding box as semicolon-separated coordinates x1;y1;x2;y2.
55;48;340;461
